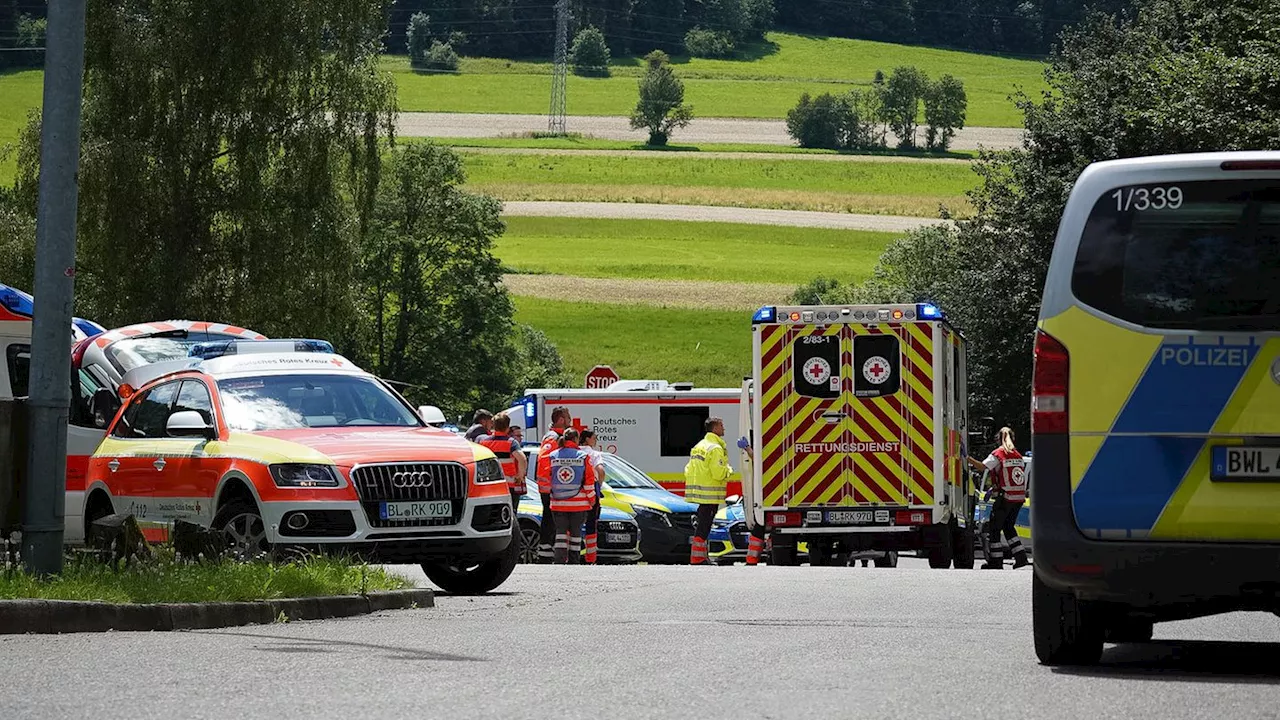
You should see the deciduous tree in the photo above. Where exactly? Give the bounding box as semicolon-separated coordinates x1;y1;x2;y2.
630;50;693;145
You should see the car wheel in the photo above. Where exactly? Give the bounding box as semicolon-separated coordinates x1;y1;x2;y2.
212;498;270;560
927;523;954;569
952;522;976;569
422;535;519;595
1033;571;1104;665
518;521;540;564
873;551;898;568
83;493;115;550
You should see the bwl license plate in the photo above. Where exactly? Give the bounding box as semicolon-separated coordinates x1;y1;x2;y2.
380;500;452;520
826;510;874;524
1212;446;1280;481
605;533;632;544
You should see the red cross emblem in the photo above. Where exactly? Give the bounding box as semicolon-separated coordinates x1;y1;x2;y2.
571;417;588;433
329;358;344;366
802;357;831;385
556;467;576;483
862;356;890;384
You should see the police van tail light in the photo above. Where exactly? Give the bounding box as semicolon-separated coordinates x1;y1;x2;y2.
1032;330;1069;435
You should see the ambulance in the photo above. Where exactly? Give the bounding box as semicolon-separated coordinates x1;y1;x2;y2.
741;303;976;568
517;381;742;496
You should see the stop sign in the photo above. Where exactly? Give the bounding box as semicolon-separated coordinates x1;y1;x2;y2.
584;365;619;389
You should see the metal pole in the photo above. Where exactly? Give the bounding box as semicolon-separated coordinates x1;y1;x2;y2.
22;0;88;575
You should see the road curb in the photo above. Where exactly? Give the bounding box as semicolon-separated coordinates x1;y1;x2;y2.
0;589;434;634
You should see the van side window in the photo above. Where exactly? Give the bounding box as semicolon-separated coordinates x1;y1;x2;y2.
660;406;710;457
110;382;179;439
6;343;30;397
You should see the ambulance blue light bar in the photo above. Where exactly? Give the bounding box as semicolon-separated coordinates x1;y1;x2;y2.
752;306;776;324
917;303;943;319
189;338;335;360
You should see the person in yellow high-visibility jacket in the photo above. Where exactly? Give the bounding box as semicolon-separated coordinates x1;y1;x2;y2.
685;417;731;565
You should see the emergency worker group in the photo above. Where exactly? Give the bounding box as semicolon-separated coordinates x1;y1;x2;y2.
470;406;1028;569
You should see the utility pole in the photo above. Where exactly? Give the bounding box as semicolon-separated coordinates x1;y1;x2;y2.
23;0;88;575
548;0;569;135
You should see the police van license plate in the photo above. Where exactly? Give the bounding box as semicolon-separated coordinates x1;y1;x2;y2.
1212;446;1280;481
826;510;874;524
380;500;452;520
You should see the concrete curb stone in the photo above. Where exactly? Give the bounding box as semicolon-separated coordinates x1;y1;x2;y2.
0;589;434;634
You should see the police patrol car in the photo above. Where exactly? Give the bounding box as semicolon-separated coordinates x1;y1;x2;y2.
1032;152;1280;664
84;339;518;594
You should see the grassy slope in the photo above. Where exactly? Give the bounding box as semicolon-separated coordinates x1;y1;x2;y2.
514;295;751;387
466;152;975;216
0;70;41;185
499;217;894;285
390;32;1046;127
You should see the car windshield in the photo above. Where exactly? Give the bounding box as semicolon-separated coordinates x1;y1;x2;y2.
106;332;246;374
217;373;420;431
602;454;664;489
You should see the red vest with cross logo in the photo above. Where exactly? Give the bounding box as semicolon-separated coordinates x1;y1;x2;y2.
992;447;1027;503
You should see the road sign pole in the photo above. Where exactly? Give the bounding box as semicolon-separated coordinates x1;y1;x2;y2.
22;0;88;575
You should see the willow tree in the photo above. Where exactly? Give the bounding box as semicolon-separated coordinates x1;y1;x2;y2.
50;0;397;335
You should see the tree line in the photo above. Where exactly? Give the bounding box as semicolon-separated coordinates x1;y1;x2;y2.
0;0;45;70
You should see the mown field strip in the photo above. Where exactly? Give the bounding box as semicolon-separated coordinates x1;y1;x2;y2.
504;274;791;311
498;217;893;285
501;201;945;233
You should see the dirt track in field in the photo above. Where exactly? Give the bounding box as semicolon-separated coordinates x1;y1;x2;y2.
501;201;949;232
503;274;794;310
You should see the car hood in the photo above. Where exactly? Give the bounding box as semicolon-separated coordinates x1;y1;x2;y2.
607;487;698;513
716;503;746;523
518;495;634;523
247;426;486;467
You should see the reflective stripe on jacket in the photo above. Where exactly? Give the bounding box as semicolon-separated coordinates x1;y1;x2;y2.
477;432;525;494
536;428;563;493
684;432;730;505
992;447;1027;503
548;442;596;512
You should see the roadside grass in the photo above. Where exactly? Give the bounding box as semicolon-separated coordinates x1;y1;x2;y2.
388;33;1045;127
427;136;979;159
513;295;751;387
0;69;41;186
499;217;894;284
465;153;974;217
0;551;413;604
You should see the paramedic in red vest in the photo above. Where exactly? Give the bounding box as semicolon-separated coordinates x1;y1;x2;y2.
548;428;597;564
579;429;606;564
535;406;572;563
685;417;732;565
477;414;527;509
967;426;1030;569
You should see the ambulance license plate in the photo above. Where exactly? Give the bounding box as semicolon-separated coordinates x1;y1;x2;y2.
826;510;874;524
380;500;452;520
1211;446;1280;481
606;532;631;544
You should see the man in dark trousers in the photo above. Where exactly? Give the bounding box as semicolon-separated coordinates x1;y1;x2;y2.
534;407;571;563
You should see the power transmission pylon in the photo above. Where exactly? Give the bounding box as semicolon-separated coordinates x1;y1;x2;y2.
548;0;569;134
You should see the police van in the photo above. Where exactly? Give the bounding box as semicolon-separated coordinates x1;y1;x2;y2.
1032;152;1280;665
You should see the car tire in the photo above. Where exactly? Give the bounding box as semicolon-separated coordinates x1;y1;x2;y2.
422;536;519;595
927;523;954;569
770;537;799;567
952;522;976;569
1033;571;1104;665
83;493;115;550
1105;618;1154;644
872;551;898;568
517;520;540;564
212;498;270;560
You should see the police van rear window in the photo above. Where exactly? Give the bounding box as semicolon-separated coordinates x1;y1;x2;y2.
1072;180;1280;331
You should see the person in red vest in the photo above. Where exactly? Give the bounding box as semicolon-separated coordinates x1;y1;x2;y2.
968;426;1030;569
477;413;526;509
579;429;606;564
548;428;597;564
534;406;571;563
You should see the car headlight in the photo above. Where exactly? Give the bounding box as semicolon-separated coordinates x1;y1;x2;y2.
632;505;672;527
475;458;505;484
270;464;340;488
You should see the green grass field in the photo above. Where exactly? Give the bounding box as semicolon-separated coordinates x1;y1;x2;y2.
389;32;1046;127
0;70;41;185
514;295;750;387
466;152;974;216
500;217;893;284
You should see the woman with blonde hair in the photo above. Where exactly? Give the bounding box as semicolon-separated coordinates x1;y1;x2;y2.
967;427;1030;569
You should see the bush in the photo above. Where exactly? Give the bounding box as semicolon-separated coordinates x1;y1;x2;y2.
570;26;611;76
407;12;432;68
785;89;885;151
424;40;460;72
630;50;693;146
684;27;736;58
923;75;967;151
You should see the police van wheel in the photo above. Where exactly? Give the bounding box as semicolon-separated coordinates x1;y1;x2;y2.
422;538;519;595
952;524;976;569
517;521;540;564
1033;571;1104;665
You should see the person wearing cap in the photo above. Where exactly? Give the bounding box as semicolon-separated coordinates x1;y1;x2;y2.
464;409;494;442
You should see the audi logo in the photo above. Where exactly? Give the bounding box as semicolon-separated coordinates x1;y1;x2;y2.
392;471;434;489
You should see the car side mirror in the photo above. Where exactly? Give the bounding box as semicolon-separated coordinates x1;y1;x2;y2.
167;410;216;440
725;494;742;505
418;404;446;426
90;388;120;429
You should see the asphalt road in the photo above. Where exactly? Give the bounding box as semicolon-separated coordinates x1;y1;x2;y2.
398;112;1024;151
4;561;1280;720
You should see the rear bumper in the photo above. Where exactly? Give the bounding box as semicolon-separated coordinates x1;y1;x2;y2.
1032;434;1280;619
